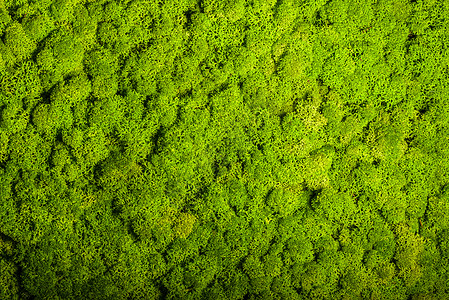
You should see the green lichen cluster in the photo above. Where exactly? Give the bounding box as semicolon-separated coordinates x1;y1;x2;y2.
1;0;449;299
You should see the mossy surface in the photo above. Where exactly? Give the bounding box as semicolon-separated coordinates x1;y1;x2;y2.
1;0;449;299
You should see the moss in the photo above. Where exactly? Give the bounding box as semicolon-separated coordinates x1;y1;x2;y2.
0;0;448;299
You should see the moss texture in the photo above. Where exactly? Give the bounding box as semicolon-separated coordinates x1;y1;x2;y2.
0;0;449;299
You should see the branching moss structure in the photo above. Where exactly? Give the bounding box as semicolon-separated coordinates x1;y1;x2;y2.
0;0;449;299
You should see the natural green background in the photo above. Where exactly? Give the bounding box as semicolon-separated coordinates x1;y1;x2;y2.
1;0;449;299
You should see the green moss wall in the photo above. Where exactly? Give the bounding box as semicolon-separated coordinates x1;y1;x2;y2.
0;0;449;299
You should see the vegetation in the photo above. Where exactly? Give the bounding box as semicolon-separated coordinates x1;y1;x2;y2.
0;0;448;299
